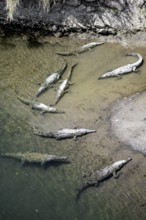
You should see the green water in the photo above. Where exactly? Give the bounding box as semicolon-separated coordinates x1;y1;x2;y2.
0;36;146;220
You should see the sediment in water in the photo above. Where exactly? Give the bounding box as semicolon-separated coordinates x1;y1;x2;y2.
111;92;146;155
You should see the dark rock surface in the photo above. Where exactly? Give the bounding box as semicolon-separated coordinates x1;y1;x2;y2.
0;0;146;36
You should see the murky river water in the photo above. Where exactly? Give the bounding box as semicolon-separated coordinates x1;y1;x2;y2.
0;36;146;220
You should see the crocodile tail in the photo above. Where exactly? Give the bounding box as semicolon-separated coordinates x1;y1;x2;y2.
98;75;105;80
61;61;67;72
56;110;65;114
126;52;137;57
76;182;89;201
126;157;132;164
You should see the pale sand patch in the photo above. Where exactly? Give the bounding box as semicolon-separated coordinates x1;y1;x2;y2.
111;92;146;154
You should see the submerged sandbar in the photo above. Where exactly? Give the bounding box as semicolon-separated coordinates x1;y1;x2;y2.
111;92;146;154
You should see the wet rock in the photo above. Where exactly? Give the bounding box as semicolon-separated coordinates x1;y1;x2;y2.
136;0;146;8
0;0;146;37
62;15;86;30
84;0;96;2
52;25;57;31
93;14;105;29
86;6;96;13
54;32;63;37
102;0;127;11
97;28;116;35
65;0;81;6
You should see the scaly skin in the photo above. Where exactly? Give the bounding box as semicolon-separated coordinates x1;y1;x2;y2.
54;63;78;105
76;158;132;200
1;152;68;165
17;95;64;114
33;128;96;140
17;95;35;105
57;42;104;56
98;52;143;79
36;61;67;97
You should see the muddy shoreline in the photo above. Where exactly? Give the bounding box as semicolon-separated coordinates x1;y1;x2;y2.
110;91;146;155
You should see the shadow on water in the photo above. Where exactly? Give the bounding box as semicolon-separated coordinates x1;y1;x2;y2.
0;157;70;169
0;36;146;220
27;40;44;49
0;37;16;50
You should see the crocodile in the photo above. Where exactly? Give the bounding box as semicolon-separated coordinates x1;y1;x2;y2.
98;52;143;79
57;42;104;56
76;157;132;200
17;95;64;114
54;63;78;105
36;61;67;97
1;152;68;166
33;128;96;140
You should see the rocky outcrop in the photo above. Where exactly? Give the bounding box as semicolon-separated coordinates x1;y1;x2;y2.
0;0;146;36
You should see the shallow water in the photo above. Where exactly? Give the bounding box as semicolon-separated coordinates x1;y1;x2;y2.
111;92;146;154
0;36;146;220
